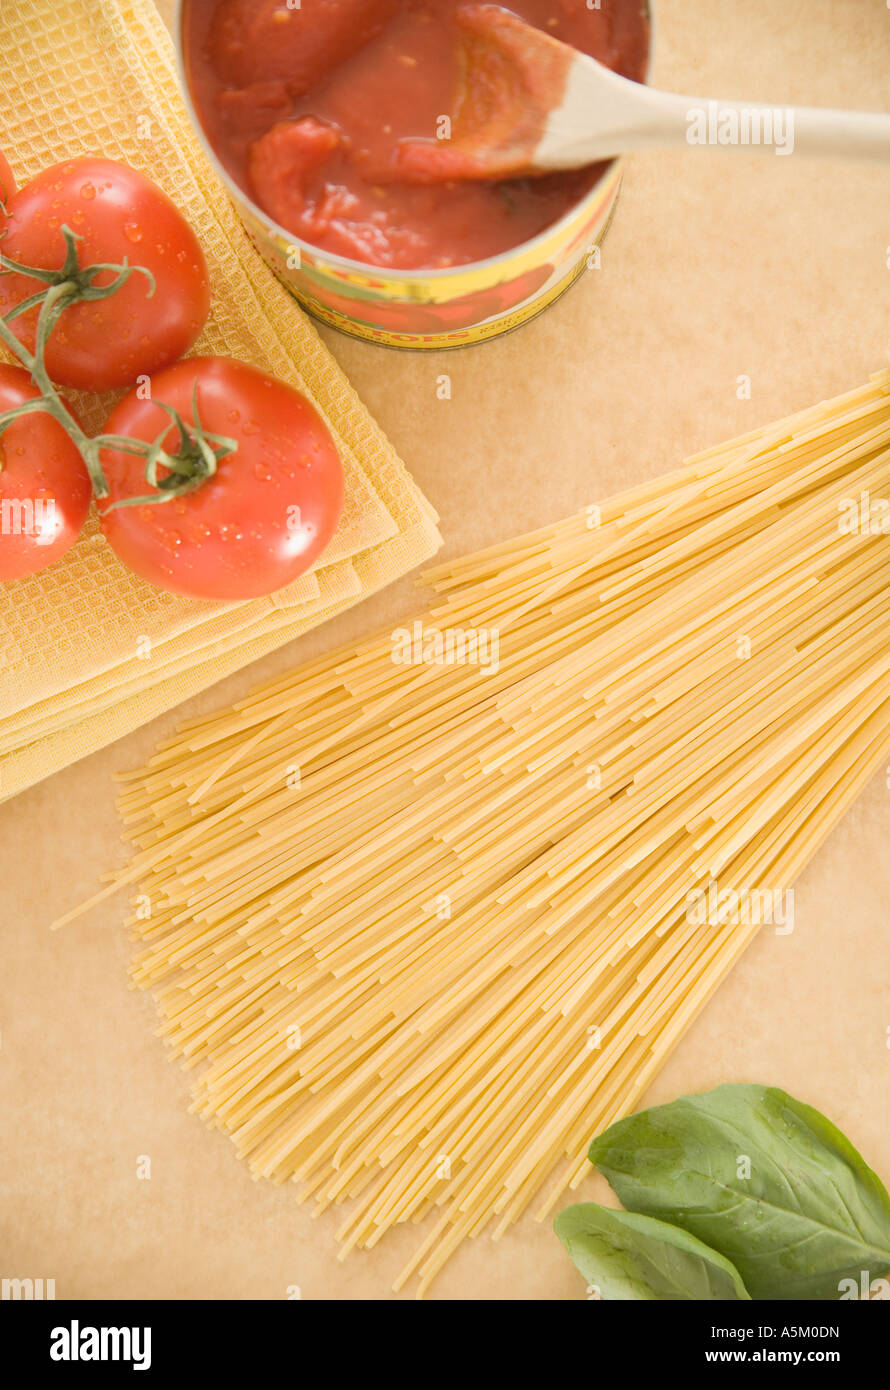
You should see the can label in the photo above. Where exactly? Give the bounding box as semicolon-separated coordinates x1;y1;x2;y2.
236;164;622;350
286;255;593;348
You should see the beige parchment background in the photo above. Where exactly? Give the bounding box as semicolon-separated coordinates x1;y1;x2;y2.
1;0;889;1300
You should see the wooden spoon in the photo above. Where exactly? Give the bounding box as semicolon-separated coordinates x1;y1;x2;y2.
395;4;890;183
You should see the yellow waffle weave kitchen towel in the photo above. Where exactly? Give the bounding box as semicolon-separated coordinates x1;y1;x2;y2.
0;0;441;801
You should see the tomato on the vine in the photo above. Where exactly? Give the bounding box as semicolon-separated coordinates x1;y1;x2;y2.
98;357;344;600
0;364;92;581
0;158;210;391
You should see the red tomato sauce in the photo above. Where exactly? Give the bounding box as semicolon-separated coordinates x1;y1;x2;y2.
183;1;650;270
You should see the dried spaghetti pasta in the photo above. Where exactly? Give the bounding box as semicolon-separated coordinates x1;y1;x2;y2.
64;370;890;1294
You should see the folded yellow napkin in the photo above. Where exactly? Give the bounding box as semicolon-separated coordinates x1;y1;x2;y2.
0;0;441;802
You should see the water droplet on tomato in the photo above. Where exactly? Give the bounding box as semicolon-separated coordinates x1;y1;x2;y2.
80;183;96;199
253;462;272;482
124;223;143;243
242;421;260;436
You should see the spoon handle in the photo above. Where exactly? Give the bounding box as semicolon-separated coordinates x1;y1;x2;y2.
541;60;890;167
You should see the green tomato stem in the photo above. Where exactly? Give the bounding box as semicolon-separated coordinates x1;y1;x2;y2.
0;225;230;505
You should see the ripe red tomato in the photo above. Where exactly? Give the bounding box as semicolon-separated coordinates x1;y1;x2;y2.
99;357;344;600
0;158;210;391
0;148;16;203
0;364;92;581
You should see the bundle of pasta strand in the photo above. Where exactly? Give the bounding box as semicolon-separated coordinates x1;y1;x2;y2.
61;370;890;1295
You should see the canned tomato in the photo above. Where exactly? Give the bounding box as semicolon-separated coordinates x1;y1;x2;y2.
176;1;652;349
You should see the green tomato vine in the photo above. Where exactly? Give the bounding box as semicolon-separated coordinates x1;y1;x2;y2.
0;224;236;508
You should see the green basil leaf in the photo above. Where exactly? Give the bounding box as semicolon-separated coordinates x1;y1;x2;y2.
589;1083;890;1300
555;1202;751;1300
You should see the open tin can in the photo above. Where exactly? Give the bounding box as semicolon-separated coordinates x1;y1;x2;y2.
176;2;652;350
